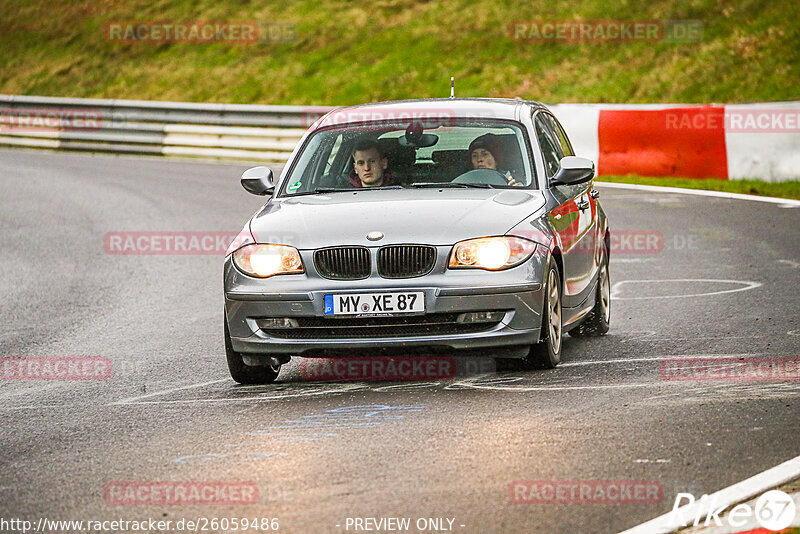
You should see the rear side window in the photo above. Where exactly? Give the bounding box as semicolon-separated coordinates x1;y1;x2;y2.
534;114;562;177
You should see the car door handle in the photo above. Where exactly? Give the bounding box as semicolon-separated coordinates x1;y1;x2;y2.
589;189;600;199
577;199;590;211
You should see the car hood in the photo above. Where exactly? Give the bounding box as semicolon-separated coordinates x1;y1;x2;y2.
249;189;546;249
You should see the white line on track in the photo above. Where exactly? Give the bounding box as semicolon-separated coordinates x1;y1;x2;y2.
110;379;229;405
611;279;762;300
449;381;656;392
112;384;369;405
560;354;763;367
0;354;753;409
102;354;768;405
619;335;762;343
617;454;800;534
0;353;772;409
595;181;800;207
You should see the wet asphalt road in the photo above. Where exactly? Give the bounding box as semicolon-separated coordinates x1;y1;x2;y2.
0;148;798;534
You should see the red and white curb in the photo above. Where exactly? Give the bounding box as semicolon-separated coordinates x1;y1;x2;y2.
551;102;800;182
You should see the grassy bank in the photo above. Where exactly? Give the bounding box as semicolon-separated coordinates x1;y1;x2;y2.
1;0;798;105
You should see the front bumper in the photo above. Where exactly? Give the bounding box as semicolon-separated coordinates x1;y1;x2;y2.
224;246;547;358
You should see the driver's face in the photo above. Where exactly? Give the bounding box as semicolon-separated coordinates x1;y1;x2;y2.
353;148;387;186
471;148;496;170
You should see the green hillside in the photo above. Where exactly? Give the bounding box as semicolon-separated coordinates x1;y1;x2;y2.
1;0;798;105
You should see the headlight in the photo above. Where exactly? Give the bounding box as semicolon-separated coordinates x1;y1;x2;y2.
232;244;304;278
225;226;255;256
448;236;536;271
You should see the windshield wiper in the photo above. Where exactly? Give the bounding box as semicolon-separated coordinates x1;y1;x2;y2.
411;182;494;189
287;187;355;197
289;185;406;196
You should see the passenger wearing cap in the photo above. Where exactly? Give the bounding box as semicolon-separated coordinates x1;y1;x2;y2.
469;133;518;186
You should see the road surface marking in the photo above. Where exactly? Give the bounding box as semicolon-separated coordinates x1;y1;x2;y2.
110;379;229;405
611;279;762;300
618;454;800;534
561;354;763;367
595;182;800;207
114;383;370;405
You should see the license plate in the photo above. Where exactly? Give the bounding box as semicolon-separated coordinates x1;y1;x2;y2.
324;292;425;316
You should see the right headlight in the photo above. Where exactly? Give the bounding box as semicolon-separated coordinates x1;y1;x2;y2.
448;236;537;271
232;244;305;278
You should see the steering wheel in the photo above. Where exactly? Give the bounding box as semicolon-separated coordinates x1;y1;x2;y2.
452;168;509;186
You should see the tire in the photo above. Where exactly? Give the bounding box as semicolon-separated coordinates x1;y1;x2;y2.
569;244;610;337
524;258;563;369
224;315;280;384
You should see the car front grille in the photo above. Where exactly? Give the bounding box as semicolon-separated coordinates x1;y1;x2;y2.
257;313;501;339
377;245;437;279
314;246;371;280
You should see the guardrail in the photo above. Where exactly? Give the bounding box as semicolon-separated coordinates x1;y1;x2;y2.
0;94;332;162
1;95;798;181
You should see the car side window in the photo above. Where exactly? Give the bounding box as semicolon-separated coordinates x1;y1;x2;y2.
544;114;574;157
534;114;562;177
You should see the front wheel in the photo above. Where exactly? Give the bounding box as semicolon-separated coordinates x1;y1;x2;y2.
224;316;280;384
524;259;563;369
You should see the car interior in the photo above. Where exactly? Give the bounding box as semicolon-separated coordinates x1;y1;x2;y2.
328;133;528;187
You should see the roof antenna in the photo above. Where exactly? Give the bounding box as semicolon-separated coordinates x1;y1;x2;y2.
450;76;455;99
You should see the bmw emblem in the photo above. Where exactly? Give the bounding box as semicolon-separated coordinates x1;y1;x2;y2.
367;231;384;241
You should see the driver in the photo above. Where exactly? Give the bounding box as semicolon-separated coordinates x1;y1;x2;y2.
469;133;518;186
346;139;398;188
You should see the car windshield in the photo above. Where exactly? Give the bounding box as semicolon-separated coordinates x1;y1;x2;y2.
280;119;535;195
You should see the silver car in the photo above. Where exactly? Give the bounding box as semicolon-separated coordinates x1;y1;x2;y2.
223;98;610;383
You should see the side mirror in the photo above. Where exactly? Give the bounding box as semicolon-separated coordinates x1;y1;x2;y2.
549;156;595;187
241;166;274;196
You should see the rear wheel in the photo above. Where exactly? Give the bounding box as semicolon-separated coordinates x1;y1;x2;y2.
569;244;610;337
523;259;562;369
225;315;280;384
